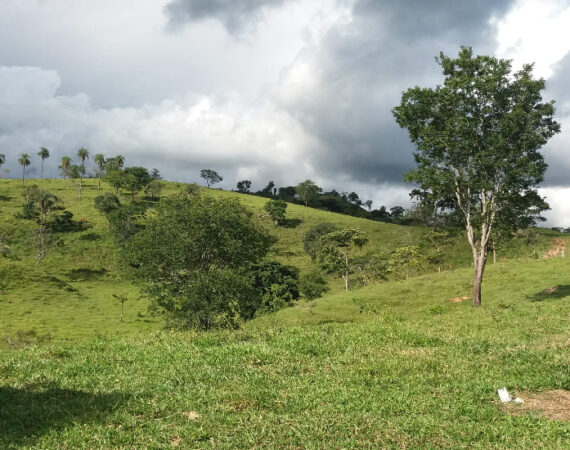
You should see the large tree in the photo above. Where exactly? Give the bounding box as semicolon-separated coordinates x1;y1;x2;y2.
18;153;31;187
125;193;272;329
38;147;50;179
393;47;560;306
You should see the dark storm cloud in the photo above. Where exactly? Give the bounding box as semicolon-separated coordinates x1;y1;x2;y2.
164;0;294;33
276;0;516;186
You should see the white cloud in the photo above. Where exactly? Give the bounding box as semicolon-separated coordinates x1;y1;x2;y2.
0;66;315;185
539;187;570;227
494;0;570;78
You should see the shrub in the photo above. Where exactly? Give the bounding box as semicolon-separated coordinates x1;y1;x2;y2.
299;271;328;300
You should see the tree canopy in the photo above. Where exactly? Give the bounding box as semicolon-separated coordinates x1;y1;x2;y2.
125;193;272;329
393;47;560;306
200;169;223;188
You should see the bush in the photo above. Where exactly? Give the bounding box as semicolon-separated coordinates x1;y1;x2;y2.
247;261;299;317
303;222;337;259
94;193;121;215
299;271;328;300
264;199;287;226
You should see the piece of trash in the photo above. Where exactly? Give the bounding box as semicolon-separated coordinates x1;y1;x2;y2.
498;387;524;403
498;387;512;403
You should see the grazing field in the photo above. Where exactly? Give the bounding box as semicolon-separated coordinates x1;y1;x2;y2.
1;177;569;447
1;256;570;448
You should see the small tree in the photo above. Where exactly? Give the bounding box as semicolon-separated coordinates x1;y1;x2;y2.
122;167;151;198
236;180;252;193
59;156;72;184
390;206;405;223
0;154;5;170
18;153;31;187
296;179;322;207
105;155;125;171
30;189;61;265
38;147;50;179
200;169;223;188
112;292;129;322
393;47;560;306
303;222;337;260
76;147;90;198
94;153;105;190
317;228;368;291
94;193;121;215
299;271;328;300
144;180;163;200
387;245;421;280
264;199;287;226
104;170;125;194
150;168;162;180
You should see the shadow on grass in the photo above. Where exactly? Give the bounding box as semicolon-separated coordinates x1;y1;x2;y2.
279;218;302;228
0;195;12;201
66;267;107;281
0;384;128;447
528;285;570;302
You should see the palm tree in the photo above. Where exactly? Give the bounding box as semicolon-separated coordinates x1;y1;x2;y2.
94;153;105;190
18;153;31;187
35;190;59;225
76;147;90;198
38;147;50;179
115;155;125;170
59;156;72;184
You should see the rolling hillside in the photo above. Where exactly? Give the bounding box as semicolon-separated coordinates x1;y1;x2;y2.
0;177;563;343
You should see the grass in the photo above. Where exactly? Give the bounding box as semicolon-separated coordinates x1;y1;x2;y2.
1;256;570;447
1;177;570;447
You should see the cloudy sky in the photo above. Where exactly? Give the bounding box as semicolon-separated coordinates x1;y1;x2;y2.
1;0;570;225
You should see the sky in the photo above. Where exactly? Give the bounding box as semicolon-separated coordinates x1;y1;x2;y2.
1;0;570;225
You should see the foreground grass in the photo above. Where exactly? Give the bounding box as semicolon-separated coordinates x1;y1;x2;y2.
2;256;569;448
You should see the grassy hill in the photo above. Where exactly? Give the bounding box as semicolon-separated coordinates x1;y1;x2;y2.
0;177;563;343
1;177;569;447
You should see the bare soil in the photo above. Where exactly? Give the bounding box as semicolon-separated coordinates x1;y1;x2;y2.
504;390;570;421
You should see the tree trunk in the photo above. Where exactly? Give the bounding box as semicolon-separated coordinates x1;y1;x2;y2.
472;250;487;307
343;273;349;291
493;246;496;263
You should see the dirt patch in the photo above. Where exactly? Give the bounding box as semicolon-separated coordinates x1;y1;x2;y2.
504;390;570;421
449;296;470;303
543;238;567;258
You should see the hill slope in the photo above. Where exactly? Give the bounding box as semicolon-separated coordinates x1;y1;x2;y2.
0;177;564;343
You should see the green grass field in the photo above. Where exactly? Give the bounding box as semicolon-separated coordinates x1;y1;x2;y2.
1;177;569;447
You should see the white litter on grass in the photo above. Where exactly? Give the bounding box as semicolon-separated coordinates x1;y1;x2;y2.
498;387;524;403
